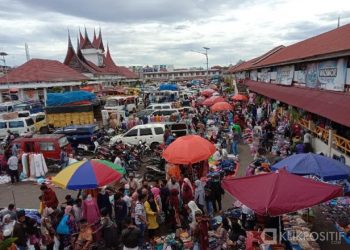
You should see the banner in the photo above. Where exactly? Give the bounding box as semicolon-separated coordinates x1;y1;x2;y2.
276;65;294;85
305;58;347;91
250;70;258;81
260;68;271;83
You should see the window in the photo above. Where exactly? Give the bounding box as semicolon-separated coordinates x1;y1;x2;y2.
58;137;69;147
124;129;138;137
154;127;164;135
39;142;55;151
140;128;152;136
36;115;45;122
154;106;162;109
25;118;34;126
9;121;24;128
0;122;7;129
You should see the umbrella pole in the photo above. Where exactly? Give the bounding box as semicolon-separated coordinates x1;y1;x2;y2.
278;215;281;244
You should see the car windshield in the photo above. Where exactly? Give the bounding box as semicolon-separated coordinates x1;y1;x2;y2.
58;136;69;147
25;118;34;126
0;106;8;112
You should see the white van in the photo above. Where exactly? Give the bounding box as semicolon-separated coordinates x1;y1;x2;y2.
146;103;172;110
0;102;20;114
0;117;36;138
104;96;137;113
110;123;165;147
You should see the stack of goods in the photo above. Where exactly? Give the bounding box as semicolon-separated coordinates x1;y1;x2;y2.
0;175;11;184
208;159;237;177
271;134;290;157
46;91;96;127
243;128;253;144
320;198;350;245
282;214;321;249
223;207;242;219
21;153;48;179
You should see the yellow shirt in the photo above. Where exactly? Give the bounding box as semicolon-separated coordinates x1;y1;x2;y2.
144;201;159;229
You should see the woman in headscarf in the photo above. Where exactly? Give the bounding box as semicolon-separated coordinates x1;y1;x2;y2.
83;194;100;225
58;206;78;249
187;200;201;225
194;180;205;212
144;193;159;240
2;214;15;238
181;178;194;205
169;189;181;229
151;186;162;213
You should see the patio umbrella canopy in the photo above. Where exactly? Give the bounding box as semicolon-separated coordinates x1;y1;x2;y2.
162;135;216;164
211;102;232;112
202;96;225;106
232;94;248;101
222;169;343;216
52;159;124;190
201;88;216;97
271;153;350;181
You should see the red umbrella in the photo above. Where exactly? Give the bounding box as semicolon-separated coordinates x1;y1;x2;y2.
202;96;225;106
162;135;216;164
210;101;232;112
201;89;215;97
232;94;248;101
222;169;343;216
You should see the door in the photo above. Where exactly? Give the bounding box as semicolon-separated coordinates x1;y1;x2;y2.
122;128;139;145
139;128;153;144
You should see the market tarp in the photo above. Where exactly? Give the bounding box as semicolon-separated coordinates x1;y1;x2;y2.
52;159;124;190
162;135;216;164
271;153;350;181
159;83;178;91
222;169;343;216
46;91;96;107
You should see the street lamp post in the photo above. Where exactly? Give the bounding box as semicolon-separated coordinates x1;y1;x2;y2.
191;47;210;84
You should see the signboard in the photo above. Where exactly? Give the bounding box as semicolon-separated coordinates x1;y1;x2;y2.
276;65;294;85
250;70;258;81
260;68;271;83
305;58;347;91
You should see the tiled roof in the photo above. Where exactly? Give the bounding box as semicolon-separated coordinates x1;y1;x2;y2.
254;24;350;68
0;59;88;84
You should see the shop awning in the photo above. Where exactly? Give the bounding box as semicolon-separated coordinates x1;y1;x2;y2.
244;80;350;127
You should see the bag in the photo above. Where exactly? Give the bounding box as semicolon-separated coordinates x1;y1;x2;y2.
156;212;165;224
56;214;70;235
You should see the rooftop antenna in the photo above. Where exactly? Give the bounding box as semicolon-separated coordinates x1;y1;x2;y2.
337;16;340;28
25;43;30;61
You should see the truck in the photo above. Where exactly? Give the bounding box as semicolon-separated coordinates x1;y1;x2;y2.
45;105;94;128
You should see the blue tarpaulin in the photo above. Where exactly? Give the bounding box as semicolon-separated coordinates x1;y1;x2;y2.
271;153;350;181
159;83;178;91
46;91;96;107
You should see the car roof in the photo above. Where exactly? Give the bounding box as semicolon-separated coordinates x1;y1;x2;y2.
13;134;65;142
131;123;165;129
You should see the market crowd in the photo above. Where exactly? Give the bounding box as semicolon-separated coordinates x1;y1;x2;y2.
0;89;321;250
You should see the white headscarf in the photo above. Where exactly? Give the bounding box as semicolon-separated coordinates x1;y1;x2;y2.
187;200;201;222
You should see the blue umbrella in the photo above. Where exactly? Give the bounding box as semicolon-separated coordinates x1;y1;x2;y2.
271;153;350;181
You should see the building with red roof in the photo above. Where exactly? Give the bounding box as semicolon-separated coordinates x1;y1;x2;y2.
0;59;88;102
64;28;137;82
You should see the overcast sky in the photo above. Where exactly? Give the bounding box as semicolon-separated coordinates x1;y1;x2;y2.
0;0;349;68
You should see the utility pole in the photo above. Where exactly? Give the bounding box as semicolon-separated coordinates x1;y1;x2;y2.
191;47;210;84
0;52;9;94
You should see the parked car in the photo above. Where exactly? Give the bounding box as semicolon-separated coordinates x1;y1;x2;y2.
110;123;165;147
53;124;100;148
146;103;172;110
0;117;36;139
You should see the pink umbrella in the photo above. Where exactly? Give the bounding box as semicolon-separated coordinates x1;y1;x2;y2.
222;169;343;216
202;96;225;106
201;89;215;97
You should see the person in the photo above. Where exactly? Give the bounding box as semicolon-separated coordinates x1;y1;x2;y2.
134;193;147;247
151;186;162;214
187;200;201;225
40;184;59;209
181;178;194;205
114;191;128;233
68;154;78;165
114;153;122;166
167;176;180;195
58;206;78;250
11;143;18;157
73;198;83;222
121;217;142;250
241;204;255;230
212;146;222;162
41;207;56;250
144;193;159;239
128;173;139;194
97;188;112;218
0;203;16;221
210;176;225;213
7;154;19;184
2;214;15;237
83;194;100;225
12;210;28;250
191;210;209;250
194;180;205;212
168;188;181;229
231;129;240;156
74;219;93;250
160;180;170;222
64;194;75;206
60;147;69;169
99;208;118;249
